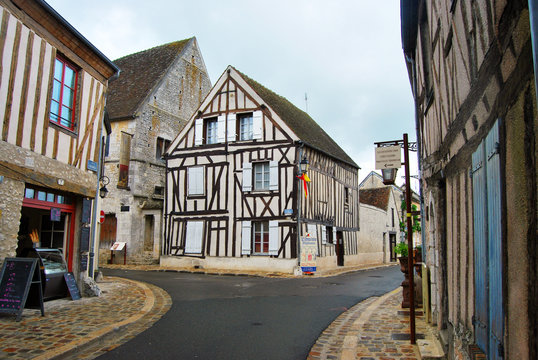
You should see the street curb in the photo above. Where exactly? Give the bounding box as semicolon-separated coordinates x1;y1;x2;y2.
33;277;156;360
100;263;398;279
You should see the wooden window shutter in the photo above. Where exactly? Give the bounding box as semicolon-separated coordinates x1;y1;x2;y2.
269;161;279;190
217;115;226;143
269;221;279;255
241;221;252;255
194;119;203;146
322;226;327;244
185;221;204;254
253;110;263;140
227;113;236;142
242;162;252;192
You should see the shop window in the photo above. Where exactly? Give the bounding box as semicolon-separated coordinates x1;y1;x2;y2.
40;214;66;249
50;56;78;130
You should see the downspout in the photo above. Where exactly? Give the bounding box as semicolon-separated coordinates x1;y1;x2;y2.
89;72;120;279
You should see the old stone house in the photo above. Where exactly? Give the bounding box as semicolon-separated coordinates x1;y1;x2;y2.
100;38;211;265
401;0;537;359
358;172;402;263
162;66;360;274
0;0;118;282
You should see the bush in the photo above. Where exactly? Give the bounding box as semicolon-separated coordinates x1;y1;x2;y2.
394;242;408;257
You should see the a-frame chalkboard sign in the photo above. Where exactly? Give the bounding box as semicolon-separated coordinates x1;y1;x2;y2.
0;258;45;321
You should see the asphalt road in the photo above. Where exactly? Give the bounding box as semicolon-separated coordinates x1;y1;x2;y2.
98;265;401;360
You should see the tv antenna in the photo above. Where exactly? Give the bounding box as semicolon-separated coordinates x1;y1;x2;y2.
305;92;308;113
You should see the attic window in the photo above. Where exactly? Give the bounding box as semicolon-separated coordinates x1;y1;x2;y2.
156;137;171;160
238;113;253;140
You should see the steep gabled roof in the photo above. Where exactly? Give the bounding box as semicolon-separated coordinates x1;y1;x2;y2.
359;187;391;211
107;38;192;120
236;68;358;168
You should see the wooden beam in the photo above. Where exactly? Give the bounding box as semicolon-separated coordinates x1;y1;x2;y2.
0;159;95;197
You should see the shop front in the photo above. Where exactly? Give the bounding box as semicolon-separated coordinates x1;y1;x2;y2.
17;185;76;272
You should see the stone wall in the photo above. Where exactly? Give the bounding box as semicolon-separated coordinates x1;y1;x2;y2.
0;176;24;260
101;39;211;265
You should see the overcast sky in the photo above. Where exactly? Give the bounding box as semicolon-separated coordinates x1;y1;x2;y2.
46;0;419;189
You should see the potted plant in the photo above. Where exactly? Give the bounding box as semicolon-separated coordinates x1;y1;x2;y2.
394;242;409;273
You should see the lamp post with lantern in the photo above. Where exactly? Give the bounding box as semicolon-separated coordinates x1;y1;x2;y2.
374;133;418;344
296;144;309;273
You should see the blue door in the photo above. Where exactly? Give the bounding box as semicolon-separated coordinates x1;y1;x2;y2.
472;119;504;359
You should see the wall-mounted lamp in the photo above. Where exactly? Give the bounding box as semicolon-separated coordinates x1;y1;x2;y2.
99;176;110;199
299;155;309;174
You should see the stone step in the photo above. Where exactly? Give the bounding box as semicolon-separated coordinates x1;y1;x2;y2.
417;337;447;360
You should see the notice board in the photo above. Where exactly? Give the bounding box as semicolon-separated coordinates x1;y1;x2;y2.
0;258;44;321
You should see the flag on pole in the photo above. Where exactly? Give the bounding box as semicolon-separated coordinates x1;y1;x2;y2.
297;173;311;197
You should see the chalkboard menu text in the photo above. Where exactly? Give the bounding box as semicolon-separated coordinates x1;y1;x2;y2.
0;258;45;321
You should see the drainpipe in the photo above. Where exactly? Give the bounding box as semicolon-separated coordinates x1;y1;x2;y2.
529;0;538;106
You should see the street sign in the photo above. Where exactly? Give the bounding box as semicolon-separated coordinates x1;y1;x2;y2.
375;145;402;169
99;210;105;224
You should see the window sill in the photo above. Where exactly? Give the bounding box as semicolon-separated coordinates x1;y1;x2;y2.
49;121;77;138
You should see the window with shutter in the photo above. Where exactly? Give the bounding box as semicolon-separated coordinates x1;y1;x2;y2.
253;110;263;140
241;221;252;255
227;113;236;142
238;113;254;140
269;221;279;255
188;166;204;196
217;115;226;143
269;161;279;190
253;221;270;254
242;162;252;192
194;119;203;146
254;162;270;190
185;221;204;254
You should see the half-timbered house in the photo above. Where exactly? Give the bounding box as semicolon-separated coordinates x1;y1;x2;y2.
162;66;360;274
401;1;537;359
0;0;119;281
101;38;211;265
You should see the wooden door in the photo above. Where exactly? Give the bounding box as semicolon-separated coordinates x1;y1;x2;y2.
336;231;344;266
99;214;117;250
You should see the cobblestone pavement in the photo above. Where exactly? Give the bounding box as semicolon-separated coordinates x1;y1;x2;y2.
0;264;440;360
307;287;437;360
0;277;171;360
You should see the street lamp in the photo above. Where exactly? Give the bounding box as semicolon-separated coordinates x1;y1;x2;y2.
99;176;110;199
299;155;309;174
374;133;418;344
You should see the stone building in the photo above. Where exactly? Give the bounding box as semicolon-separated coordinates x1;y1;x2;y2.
401;0;537;359
0;0;118;281
100;38;211;265
358;172;402;263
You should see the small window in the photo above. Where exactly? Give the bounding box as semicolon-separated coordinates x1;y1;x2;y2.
156;137;171;160
188;166;205;196
327;226;334;244
238;113;253;140
253;221;269;254
254;162;270;190
50;56;78;130
345;187;351;204
154;186;164;196
205;118;218;144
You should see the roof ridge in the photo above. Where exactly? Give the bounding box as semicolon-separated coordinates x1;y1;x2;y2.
233;67;358;168
114;37;194;62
